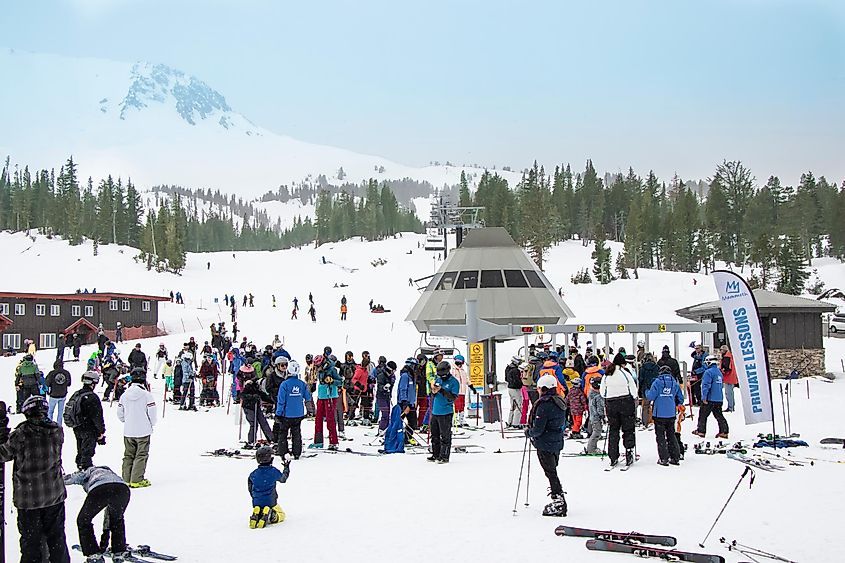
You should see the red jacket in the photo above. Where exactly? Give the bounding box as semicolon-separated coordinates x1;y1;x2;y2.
352;364;369;393
721;351;738;385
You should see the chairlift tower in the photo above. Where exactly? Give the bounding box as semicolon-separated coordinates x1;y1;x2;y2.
427;189;485;257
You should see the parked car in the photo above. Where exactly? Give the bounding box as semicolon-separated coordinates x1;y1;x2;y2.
829;315;845;333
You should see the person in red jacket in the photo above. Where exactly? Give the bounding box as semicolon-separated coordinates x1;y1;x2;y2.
348;361;370;424
720;345;738;412
564;377;588;438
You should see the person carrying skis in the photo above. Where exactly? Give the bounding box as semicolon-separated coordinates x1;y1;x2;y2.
0;395;71;563
526;374;568;516
248;446;289;529
564;377;588;439
310;354;341;450
646;365;684;466
694;356;729;439
70;370;107;470
65;465;131;562
275;360;311;460
600;359;638;469
585;375;606;455
428;360;460;464
46;360;72;426
117;369;157;487
153;343;168;379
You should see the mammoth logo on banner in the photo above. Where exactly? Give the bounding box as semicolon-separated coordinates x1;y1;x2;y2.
712;271;774;425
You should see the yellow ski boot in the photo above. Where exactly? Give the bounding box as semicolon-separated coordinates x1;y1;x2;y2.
249;506;261;529
270;505;286;524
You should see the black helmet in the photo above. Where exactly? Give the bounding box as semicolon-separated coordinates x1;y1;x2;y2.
305;353;313;362
256;445;274;465
23;354;33;362
21;395;48;417
590;377;601;390
323;346;333;356
378;355;387;364
436;360;451;375
131;368;146;384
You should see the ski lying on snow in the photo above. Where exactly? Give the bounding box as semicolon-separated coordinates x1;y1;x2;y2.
726;451;785;472
312;447;381;457
820;437;845;445
203;449;252;459
133;546;178;561
72;545;156;563
585;539;724;563
555;526;676;547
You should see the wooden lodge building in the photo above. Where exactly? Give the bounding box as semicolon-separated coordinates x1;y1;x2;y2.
0;291;169;352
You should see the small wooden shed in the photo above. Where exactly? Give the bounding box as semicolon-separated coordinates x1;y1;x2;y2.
676;289;836;378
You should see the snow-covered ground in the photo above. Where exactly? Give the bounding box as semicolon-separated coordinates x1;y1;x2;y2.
1;230;844;562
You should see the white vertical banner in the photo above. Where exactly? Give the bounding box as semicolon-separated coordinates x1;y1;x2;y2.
712;270;774;425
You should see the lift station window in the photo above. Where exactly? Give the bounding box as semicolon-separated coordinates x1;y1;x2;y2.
480;270;505;288
455;270;479;289
436;272;457;291
523;270;546;288
504;269;529;287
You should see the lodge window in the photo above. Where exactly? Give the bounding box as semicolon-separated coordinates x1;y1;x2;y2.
84;306;94;317
35;304;46;316
14;304;25;316
72;305;81;317
122;300;130;311
0;303;8;315
50;305;60;316
39;333;57;349
142;301;151;312
109;300;118;311
2;333;21;350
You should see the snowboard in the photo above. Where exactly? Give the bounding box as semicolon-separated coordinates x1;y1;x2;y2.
585;539;725;563
555;526;676;547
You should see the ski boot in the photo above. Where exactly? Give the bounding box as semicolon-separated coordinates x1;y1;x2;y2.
716;432;729;439
569;431;583;439
327;444;338;451
86;555;105;563
308;443;323;449
625;448;635;467
542;493;567;517
249;506;262;529
256;506;272;528
111;552;129;563
270;505;286;524
608;458;619;469
657;459;669;467
427;455;437;462
692;430;706;438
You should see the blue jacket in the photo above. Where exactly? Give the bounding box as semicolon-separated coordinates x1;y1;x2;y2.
701;364;724;402
276;376;312;418
397;367;416;407
382;404;405;454
691;351;708;376
317;364;341;400
248;463;289;508
272;348;292;361
527;393;567;452
431;373;460;415
230;349;244;374
645;374;685;418
180;357;195;381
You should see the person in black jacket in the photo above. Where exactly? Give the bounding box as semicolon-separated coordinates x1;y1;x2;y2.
637;353;659;428
570;347;586;376
74;371;106;470
127;343;147;372
527;374;568;517
375;359;396;435
240;367;273;446
46;360;72;426
505;356;524;428
0;395;71;563
657;345;681;382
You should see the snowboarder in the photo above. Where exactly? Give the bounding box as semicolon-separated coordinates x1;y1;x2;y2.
505;356;524;428
117;370;157;487
428;360;460;464
694;356;729;439
527;374;568;516
46;360;71;426
646;365;684;466
0;395;71;563
310;354;341;450
275;360;311;460
248;446;289;529
600;360;638;468
71;370;107;470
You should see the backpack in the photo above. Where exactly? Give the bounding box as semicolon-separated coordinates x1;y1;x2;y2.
64;388;94;428
520;363;536;387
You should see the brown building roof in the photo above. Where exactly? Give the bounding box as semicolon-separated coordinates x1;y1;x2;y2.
0;292;170;303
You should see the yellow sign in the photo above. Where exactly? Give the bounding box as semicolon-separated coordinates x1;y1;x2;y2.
468;342;485;388
616;324;626;332
535;325;545;334
576;325;586;332
658;324;667;332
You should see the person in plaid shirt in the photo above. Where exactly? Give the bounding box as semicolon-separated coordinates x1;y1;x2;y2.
0;394;70;563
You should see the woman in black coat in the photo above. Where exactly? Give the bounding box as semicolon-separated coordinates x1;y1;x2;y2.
527;374;568;517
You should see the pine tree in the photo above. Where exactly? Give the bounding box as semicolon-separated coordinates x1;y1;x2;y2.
591;228;614;284
458;171;472;207
517;163;557;270
776;236;809;295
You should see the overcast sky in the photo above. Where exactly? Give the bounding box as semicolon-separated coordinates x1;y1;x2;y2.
4;0;844;184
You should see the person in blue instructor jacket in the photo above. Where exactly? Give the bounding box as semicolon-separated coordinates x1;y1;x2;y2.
694;357;729;439
275;362;312;460
646;365;685;465
428;361;460;463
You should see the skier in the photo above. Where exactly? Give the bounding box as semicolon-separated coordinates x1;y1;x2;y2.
310;354;341;450
240;365;274;446
637;353;660;428
398;358;418;444
689;343;708;405
340;303;347;321
70;370;107;470
153;343;168;379
56;333;67;363
349;358;370;423
375;359;396;435
694;356;729;439
646;365;684;466
308;304;316;322
526;374;568;516
199;354;220;407
243;295;248;307
128;343;147;372
117;369;157;488
600;360;638;468
564;377;588;439
162;360;174;393
15;353;43;413
0;395;71;563
720;344;738;412
275;360;311;460
414;353;429;428
46;360;71;426
658;345;682;382
585;375;606;455
428;360;460;464
179;352;197;411
505;356;524;429
308;292;313;304
452;355;468;426
248;446;289;529
302;354;317;417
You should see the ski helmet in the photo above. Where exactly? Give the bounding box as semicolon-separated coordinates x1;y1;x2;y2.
274;356;289;368
705;356;719;365
288;360;301;377
537;374;558;390
454;354;465;363
313;355;325;368
510;355;521;365
255;445;274;465
305;354;313;363
240;364;255;375
82;370;101;385
131;368;147;384
182;351;193;361
436;360;451;375
21;395;48;417
405;357;418;367
590;377;601;390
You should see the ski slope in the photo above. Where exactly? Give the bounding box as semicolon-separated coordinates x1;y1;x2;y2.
1;231;844;562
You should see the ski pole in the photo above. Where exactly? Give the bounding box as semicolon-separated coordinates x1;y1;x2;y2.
699;466;755;547
524;441;531;507
512;435;529;515
785;385;792;436
779;384;786;437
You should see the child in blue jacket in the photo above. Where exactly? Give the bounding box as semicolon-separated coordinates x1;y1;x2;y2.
646;366;685;465
248;446;290;529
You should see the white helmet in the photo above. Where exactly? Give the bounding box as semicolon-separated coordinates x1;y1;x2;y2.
537;374;558;390
182;351;193;361
705;356;719;365
288;360;301;377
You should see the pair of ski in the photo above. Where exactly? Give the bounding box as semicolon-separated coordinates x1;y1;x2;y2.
72;545;176;563
312;447;381;457
605;455;639;472
555;527;723;563
726;451;785;472
405;444;485;455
